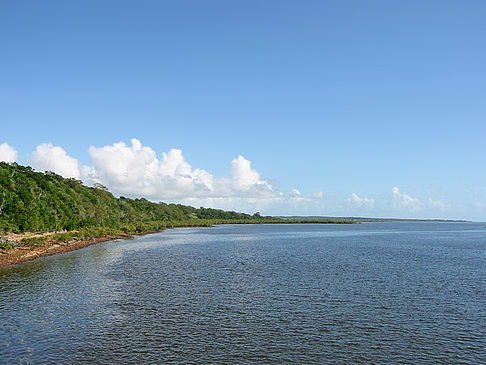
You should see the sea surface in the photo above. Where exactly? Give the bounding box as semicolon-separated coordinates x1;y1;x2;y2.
0;222;485;364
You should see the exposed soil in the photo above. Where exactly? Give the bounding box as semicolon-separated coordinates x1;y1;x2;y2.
0;234;130;267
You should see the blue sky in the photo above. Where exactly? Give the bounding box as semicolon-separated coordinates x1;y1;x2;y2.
1;1;485;220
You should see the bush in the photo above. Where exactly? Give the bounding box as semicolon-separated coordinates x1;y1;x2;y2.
21;236;49;247
0;241;14;250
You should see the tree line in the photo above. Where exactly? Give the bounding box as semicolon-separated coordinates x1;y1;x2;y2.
0;162;266;234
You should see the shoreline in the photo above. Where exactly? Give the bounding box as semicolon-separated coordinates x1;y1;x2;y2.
0;220;353;267
0;219;472;268
0;233;131;267
1;219;472;268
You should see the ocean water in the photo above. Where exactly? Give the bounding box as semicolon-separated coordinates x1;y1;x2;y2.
0;222;485;364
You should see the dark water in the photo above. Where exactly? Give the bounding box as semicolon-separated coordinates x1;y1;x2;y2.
1;223;485;364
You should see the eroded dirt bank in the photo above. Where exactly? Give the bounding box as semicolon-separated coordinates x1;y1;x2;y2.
0;233;130;267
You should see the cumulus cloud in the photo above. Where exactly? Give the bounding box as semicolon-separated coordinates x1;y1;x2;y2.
84;139;278;200
30;143;81;179
86;139;214;199
0;143;18;163
229;155;273;195
347;193;374;208
392;187;422;212
23;139;280;201
18;138;327;213
2;139;475;218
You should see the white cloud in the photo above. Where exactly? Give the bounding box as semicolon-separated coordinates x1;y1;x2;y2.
86;139;277;201
4;139;474;218
11;138;339;214
30;143;81;179
229;155;273;195
347;193;374;208
23;139;283;203
86;139;210;199
0;143;18;163
392;186;422;212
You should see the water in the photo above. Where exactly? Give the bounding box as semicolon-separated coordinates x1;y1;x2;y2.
1;222;485;364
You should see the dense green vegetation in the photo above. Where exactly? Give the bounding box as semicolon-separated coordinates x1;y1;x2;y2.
0;162;284;235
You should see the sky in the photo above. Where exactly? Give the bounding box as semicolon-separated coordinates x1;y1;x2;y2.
1;0;485;220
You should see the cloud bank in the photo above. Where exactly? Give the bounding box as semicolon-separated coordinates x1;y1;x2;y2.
18;138;333;214
3;139;466;218
19;139;302;206
84;139;276;200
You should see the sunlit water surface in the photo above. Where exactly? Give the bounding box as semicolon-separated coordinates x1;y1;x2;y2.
1;222;485;364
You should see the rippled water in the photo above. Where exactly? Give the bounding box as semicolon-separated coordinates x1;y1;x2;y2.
1;222;485;364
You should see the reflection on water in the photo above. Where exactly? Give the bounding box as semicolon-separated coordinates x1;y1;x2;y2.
1;223;485;364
